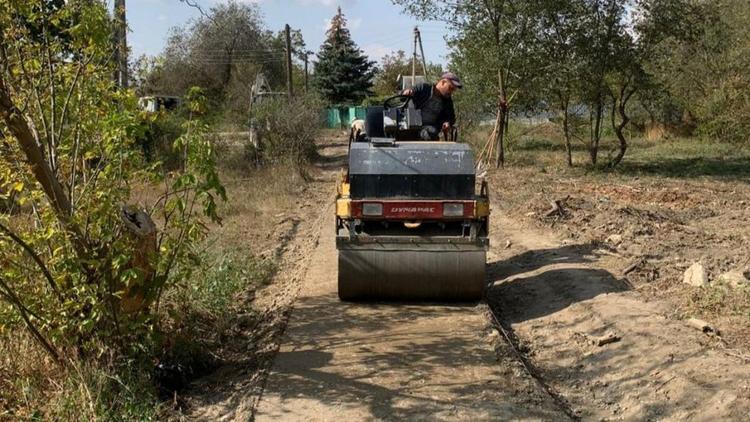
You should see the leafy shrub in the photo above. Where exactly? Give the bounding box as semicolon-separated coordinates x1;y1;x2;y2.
138;111;185;168
0;3;225;418
251;95;324;166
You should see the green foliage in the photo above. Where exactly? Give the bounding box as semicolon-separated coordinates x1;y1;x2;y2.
0;0;224;374
140;1;289;116
251;95;324;166
154;244;275;392
372;50;443;96
138;110;185;167
312;7;376;105
635;0;746;142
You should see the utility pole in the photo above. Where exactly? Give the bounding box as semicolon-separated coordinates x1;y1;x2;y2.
113;0;128;88
304;51;309;94
416;27;428;80
285;24;294;98
411;26;418;85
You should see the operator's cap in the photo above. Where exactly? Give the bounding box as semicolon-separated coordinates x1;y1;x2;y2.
441;72;463;88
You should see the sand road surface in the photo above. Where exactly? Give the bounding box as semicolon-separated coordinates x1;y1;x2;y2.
187;136;750;421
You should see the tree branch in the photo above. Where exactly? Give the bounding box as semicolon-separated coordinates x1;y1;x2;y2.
0;221;63;302
0;276;62;364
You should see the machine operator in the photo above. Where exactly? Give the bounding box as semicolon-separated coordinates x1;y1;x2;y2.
402;72;462;140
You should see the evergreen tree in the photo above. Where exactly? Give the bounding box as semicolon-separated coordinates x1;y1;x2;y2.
313;7;376;105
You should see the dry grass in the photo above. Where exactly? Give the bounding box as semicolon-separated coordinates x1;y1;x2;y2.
0;334;159;421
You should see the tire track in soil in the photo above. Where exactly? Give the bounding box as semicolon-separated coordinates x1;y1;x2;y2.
252;139;568;421
179;139;346;421
486;215;750;421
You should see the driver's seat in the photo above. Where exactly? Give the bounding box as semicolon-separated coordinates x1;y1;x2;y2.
364;106;385;139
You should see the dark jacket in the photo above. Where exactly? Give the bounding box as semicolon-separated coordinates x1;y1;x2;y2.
410;82;455;126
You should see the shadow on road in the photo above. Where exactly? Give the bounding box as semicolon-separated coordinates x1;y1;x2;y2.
257;293;562;420
486;242;629;324
481;241;746;420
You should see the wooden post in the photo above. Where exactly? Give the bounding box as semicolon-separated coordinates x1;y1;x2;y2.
285;24;294;98
416;27;428;79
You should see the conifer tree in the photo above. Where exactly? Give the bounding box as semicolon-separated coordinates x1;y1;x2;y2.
313;7;376;104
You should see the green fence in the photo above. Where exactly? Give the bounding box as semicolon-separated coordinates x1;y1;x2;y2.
325;106;367;128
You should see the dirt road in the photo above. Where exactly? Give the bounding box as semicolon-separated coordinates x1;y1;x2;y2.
187;135;750;421
254;204;567;420
488;216;750;420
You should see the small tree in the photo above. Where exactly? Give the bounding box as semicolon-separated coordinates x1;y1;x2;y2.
372;50;443;96
0;0;224;364
395;0;545;167
313;7;376;105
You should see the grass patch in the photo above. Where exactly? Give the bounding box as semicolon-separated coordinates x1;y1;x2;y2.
685;285;750;322
0;244;276;420
171;244;275;316
466;120;750;181
219;163;307;220
0;334;160;421
616;138;750;179
154;245;275;393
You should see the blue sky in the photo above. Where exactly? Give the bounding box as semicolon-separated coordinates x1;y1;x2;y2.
127;0;451;66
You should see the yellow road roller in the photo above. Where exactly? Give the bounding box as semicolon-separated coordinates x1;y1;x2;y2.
335;94;490;301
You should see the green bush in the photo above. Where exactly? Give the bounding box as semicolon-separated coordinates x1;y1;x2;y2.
251;95;324;166
138;111;185;168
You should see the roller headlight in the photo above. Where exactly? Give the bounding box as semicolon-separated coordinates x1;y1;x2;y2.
443;203;464;217
362;203;383;216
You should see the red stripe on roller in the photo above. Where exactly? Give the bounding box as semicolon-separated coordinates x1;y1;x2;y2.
350;200;474;219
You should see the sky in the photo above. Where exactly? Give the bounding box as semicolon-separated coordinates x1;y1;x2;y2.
126;0;452;66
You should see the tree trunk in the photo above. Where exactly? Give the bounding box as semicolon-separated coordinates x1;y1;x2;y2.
494;70;507;168
561;96;572;167
608;86;634;168
0;76;74;224
113;0;128;88
589;97;603;166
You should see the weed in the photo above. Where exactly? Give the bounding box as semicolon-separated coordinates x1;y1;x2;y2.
153;246;275;392
0;334;160;421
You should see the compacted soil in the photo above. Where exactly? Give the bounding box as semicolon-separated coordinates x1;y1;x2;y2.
181;135;750;421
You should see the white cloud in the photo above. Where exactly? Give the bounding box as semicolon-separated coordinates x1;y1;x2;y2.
349;17;362;30
361;43;392;62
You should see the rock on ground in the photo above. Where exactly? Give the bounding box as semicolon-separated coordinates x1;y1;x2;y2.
683;262;709;287
717;270;750;289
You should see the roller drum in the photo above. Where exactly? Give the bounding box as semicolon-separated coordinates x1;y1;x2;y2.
338;246;486;301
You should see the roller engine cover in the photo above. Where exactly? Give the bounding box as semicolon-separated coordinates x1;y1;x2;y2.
348;141;475;200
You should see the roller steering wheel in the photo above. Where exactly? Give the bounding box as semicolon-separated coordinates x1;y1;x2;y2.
383;94;412;110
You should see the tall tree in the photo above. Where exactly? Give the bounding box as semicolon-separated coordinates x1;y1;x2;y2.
395;0;544;167
313;7;376;105
143;1;284;113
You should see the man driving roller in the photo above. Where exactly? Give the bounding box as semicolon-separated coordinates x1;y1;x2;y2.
402;72;462;140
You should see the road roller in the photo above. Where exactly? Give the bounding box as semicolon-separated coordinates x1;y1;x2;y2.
335;94;490;301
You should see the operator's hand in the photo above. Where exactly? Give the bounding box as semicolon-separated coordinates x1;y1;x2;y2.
402;89;413;96
441;122;451;132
